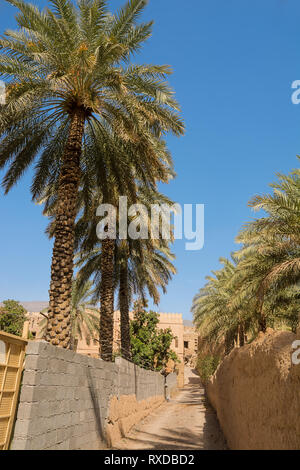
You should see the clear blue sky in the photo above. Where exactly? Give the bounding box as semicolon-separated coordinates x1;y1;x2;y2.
1;0;300;320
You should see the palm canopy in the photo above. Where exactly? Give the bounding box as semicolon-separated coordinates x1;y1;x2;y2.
35;120;176;228
73;182;177;360
76;239;176;305
75;182;177;305
231;162;300;320
0;0;183;193
192;256;250;350
69;277;99;350
192;160;300;353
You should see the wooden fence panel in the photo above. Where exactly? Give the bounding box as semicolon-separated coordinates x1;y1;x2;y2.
0;331;28;450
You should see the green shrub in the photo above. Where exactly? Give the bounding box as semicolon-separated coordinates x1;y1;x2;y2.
0;300;27;336
196;354;220;384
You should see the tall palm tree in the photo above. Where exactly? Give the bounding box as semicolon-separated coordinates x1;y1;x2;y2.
36;123;177;360
76;194;177;361
192;256;249;354
39;129;177;360
232;162;300;331
114;186;177;359
116;240;176;359
192;160;300;355
0;0;184;350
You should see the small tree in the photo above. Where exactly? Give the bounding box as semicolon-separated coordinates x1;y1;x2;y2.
0;300;27;336
130;300;178;372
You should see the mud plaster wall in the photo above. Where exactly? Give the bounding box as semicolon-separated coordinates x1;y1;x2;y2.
207;329;300;450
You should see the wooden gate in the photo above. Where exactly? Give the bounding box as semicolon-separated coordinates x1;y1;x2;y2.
0;328;28;450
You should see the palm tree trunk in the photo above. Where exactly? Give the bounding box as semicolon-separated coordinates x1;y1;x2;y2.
257;304;267;333
119;259;131;361
69;335;78;352
46;110;85;348
100;238;115;361
258;313;267;333
225;331;234;355
238;323;245;347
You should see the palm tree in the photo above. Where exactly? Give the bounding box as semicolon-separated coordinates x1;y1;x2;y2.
40;278;99;351
192;256;249;354
233;161;300;331
76;204;177;360
39;129;178;360
114;186;177;359
192;159;300;355
37;124;177;360
0;0;184;350
116;239;176;359
69;278;99;351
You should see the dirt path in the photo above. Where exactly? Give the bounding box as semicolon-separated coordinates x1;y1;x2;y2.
113;368;226;450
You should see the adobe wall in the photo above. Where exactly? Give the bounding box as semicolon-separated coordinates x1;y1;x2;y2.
206;329;300;450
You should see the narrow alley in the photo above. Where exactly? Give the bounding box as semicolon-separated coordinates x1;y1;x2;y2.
114;368;226;450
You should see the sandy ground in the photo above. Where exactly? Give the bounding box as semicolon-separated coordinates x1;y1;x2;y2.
113;368;227;450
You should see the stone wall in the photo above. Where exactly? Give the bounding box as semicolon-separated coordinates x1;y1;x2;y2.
207;329;300;450
11;340;176;450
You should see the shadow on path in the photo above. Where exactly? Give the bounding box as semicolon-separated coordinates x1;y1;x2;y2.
113;376;227;450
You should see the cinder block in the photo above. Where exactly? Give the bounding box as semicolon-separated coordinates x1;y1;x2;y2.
25;355;48;371
72;399;81;412
57;427;71;443
56;387;68;400
45;429;58;448
79;355;89;366
69;435;83;449
13;419;31;438
37;385;58;402
48;357;61;373
45;415;59;432
66;362;77;375
17;402;38;420
62;374;74;387
29;433;47;450
10;438;32;450
55;413;71;428
39;373;50;386
26;341;46;355
22;370;42;386
56;400;70;414
71;411;80;425
19;385;36;403
63;350;76;363
49;373;62;386
64;387;75;399
54;346;70;360
38;400;52;418
78;375;88;387
90;357;103;369
52;439;70;450
56;360;67;373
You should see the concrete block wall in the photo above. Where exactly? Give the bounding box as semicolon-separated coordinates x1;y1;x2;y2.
11;341;176;450
115;356;165;401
